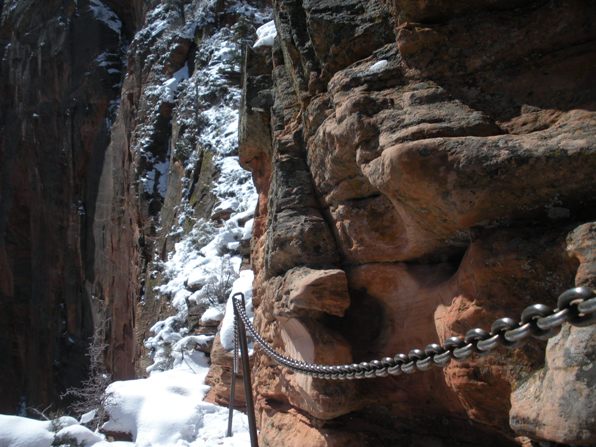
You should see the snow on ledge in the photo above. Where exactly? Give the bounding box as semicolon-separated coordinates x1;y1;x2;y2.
220;270;254;351
89;0;122;36
102;353;251;446
368;59;388;73
253;20;277;48
0;415;78;447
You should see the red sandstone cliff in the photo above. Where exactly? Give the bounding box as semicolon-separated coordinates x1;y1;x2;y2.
233;0;596;445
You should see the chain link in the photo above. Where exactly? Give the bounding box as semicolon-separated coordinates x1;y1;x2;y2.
233;310;240;375
232;287;596;381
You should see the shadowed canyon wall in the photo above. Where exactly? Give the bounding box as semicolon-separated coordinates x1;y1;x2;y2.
233;0;596;445
0;0;267;415
0;0;141;413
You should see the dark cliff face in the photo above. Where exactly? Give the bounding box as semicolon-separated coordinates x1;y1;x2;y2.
0;0;132;412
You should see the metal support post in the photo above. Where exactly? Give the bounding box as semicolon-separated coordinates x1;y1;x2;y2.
235;293;259;447
226;317;239;437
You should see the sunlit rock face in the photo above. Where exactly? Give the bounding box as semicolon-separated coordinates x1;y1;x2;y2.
238;0;596;445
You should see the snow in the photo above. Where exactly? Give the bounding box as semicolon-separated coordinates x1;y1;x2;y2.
0;415;77;447
220;270;254;350
201;307;224;324
142;158;169;197
368;59;388;73
89;0;122;36
0;415;54;447
80;409;97;425
148;19;169;39
242;218;254;240
253;20;277;48
101;353;251;446
173;64;190;83
172;335;214;354
159;77;182;103
93;443;134;447
145;64;190;106
147;161;257;372
95;51;121;73
55;424;105;446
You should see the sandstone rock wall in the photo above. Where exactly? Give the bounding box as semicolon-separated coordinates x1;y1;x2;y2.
237;0;596;445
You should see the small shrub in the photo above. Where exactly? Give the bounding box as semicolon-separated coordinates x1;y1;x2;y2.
203;257;237;305
62;298;111;430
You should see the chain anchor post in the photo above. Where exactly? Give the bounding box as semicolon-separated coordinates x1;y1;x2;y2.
226;304;240;437
233;292;259;447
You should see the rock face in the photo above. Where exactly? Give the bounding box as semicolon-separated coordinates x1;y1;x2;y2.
236;0;596;445
510;223;596;445
0;0;268;415
1;0;594;445
0;0;131;412
0;0;206;411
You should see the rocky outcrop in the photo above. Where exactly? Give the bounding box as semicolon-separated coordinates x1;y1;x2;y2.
510;223;596;445
237;0;596;445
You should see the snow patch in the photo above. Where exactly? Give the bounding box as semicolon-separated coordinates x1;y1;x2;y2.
102;354;250;446
253;20;277;48
0;415;54;447
173;64;190;83
368;59;388;73
0;415;77;447
89;0;122;36
80;409;97;425
55;424;105;446
220;270;254;351
201;307;224;324
142;158;169;197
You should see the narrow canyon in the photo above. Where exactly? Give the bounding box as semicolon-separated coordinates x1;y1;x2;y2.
0;0;594;445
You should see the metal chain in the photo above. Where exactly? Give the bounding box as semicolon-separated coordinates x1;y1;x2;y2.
233;312;240;375
231;286;596;381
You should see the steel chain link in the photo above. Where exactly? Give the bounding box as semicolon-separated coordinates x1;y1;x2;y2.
232;287;596;381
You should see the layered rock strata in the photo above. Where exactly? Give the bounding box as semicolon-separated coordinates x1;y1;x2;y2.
235;0;596;445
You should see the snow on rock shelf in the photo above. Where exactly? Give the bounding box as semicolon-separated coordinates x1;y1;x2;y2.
102;353;250;446
220;270;255;351
253;20;277;48
89;0;122;37
0;415;77;447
